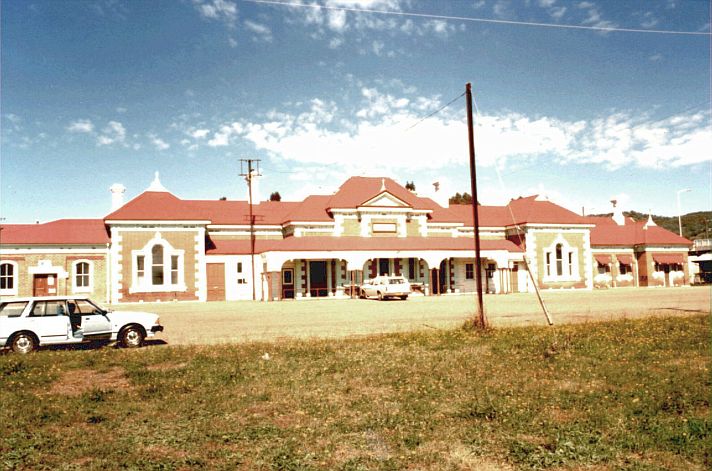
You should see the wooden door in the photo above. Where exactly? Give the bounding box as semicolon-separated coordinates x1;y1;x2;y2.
33;275;51;296
206;264;226;301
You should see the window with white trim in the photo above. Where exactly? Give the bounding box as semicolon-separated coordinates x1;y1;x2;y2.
130;234;186;293
0;262;18;295
72;260;93;293
543;237;580;282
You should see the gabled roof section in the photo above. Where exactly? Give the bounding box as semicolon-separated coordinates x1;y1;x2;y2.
105;191;208;222
588;216;692;247
327;177;429;210
0;219;110;245
506;195;590;226
442;204;512;227
281;195;332;223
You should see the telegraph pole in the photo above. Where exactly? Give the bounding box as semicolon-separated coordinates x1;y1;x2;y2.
466;83;486;328
240;159;261;301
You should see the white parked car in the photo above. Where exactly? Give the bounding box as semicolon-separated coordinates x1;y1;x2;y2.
0;296;163;353
359;275;411;300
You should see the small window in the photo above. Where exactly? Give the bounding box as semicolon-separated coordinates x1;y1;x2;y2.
0;301;28;318
408;258;416;280
283;269;293;285
545;253;551;277
171;255;179;285
237;262;243;273
465;263;474;280
75;262;90;288
0;263;15;290
619;263;630;275
137;255;145;282
30;302;46;317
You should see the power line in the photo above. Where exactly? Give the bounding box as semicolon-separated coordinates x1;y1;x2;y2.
243;0;711;36
404;91;465;131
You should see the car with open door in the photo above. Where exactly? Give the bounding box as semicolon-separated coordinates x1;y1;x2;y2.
0;296;163;353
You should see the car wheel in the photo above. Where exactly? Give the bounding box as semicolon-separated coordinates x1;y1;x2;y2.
400;295;408;300
377;291;384;301
119;325;145;348
11;332;37;354
358;289;366;299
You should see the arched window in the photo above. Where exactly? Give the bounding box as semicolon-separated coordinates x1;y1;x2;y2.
0;262;16;294
130;233;186;293
555;244;563;276
543;238;580;283
151;244;164;285
72;260;93;293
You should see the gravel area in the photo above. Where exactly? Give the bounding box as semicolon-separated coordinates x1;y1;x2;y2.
113;286;711;345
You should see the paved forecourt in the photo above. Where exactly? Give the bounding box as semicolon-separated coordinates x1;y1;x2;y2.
117;286;710;346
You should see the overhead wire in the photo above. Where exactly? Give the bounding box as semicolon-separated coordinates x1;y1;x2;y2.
242;0;711;36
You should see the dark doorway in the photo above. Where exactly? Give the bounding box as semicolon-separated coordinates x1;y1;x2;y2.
379;258;390;276
309;261;327;297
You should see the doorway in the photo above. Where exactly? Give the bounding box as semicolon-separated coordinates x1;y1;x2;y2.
309;261;327;297
33;274;56;296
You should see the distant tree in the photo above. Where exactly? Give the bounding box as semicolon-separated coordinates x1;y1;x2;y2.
269;191;282;202
449;192;474;205
405;181;416;191
219;196;227;201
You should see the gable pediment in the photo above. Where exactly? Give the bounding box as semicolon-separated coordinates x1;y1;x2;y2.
361;191;411;208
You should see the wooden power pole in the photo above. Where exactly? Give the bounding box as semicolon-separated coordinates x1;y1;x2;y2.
466;83;486;328
240;159;261;301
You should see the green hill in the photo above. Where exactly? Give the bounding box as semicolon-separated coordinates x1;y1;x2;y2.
591;210;711;240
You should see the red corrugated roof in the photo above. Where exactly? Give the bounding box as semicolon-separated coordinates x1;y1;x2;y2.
589;217;691;247
0;219;109;245
206;236;523;255
652;253;684;264
105;191;208;221
506;196;590;225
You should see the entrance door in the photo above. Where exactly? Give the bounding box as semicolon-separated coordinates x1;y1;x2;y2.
207;264;226;301
379;258;390;276
282;269;295;299
33;275;55;296
309;261;327;297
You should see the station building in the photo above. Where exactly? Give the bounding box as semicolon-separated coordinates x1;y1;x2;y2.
0;175;692;303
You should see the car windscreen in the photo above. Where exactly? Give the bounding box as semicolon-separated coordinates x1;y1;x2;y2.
0;301;28;318
388;279;406;284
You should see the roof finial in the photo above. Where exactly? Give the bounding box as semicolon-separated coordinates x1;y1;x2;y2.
147;171;167;192
644;210;656;229
380;178;386;192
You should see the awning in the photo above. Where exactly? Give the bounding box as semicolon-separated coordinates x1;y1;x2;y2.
594;254;612;265
616;254;633;265
652;254;684;265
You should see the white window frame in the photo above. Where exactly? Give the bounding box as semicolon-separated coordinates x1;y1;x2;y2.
0;261;19;296
72;260;94;293
542;236;580;283
129;233;186;293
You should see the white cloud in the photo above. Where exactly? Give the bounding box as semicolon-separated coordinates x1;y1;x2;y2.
149;134;170;150
649;53;663;62
472;1;486;9
537;0;556;8
97;121;126;146
244;20;273;41
193;86;711;177
548;6;566;20
577;1;618;31
194;0;237;26
67;119;94;133
640;12;658;29
191;128;211;139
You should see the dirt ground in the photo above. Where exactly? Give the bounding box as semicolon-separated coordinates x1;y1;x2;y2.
114;286;711;346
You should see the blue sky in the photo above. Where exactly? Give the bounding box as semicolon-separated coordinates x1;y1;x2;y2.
1;0;710;223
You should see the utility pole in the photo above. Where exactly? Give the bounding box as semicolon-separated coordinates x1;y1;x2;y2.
240;159;261;301
466;83;486;328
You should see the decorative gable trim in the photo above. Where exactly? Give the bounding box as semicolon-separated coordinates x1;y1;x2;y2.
360;191;411;208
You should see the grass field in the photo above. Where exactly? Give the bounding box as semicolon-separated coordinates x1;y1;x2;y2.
1;314;709;470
